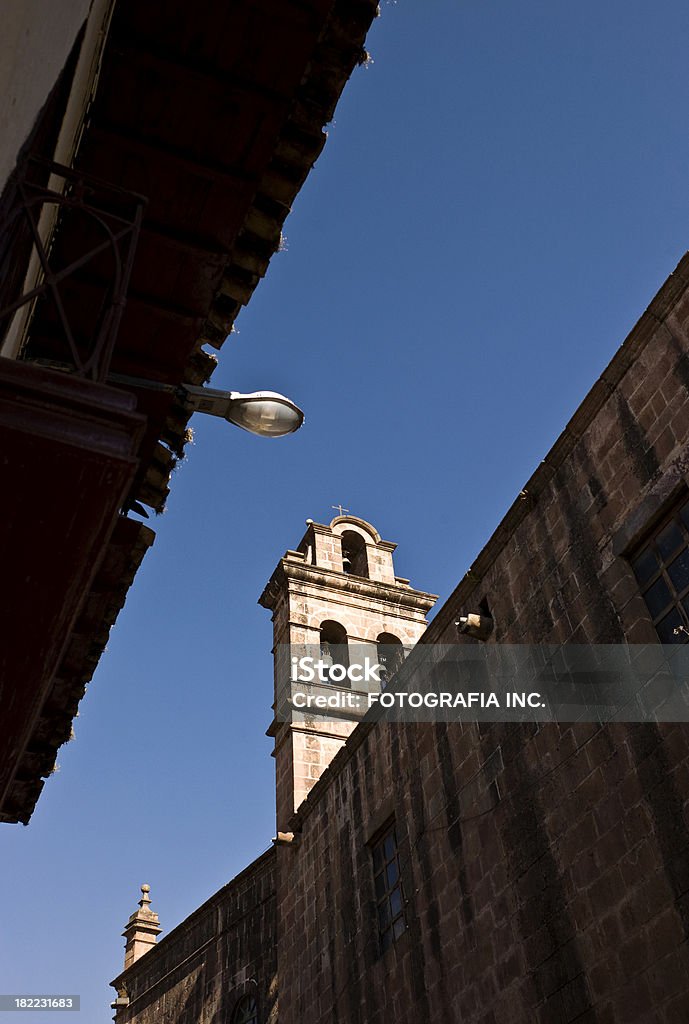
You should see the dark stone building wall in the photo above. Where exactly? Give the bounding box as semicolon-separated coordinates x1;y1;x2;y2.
427;255;689;649
111;849;277;1024
276;253;689;1024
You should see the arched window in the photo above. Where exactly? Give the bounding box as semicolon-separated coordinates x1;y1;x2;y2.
320;620;350;678
377;633;405;688
232;995;257;1024
341;531;369;578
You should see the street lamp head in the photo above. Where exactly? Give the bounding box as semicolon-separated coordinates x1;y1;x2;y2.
105;373;305;439
223;391;304;438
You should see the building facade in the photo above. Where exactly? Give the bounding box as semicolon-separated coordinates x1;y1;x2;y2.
112;254;689;1022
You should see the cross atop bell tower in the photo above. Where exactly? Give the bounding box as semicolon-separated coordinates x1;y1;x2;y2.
259;514;437;831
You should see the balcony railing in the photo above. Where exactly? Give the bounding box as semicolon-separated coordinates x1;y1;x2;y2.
0;157;146;382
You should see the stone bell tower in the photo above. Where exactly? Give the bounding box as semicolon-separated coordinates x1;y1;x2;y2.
259;514;437;831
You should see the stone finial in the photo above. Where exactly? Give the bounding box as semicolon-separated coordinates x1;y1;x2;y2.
122;884;162;970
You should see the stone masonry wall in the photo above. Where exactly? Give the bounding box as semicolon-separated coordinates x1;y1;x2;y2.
276;253;689;1024
112;849;277;1024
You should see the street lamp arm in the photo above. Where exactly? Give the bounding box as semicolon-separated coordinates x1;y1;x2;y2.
180;384;236;419
106;372;304;438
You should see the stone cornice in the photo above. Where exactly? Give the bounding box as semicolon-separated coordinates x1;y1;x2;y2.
259;557;438;614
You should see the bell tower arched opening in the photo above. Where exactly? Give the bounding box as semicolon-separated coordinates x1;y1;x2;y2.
341;530;369;578
376;632;405;687
319;619;350;676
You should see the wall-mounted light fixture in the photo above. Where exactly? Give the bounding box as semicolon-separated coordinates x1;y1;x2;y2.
109;374;304;438
456;613;494;641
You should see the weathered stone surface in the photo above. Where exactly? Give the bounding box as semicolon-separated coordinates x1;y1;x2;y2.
111;853;277;1024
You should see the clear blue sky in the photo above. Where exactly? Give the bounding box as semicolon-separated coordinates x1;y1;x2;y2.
3;1;689;1017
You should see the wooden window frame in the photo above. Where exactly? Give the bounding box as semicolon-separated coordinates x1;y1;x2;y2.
630;493;689;643
370;821;406;953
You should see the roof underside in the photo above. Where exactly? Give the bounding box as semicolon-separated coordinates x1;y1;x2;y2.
8;0;378;823
30;0;377;511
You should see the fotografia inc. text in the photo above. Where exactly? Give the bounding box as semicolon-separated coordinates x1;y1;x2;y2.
291;690;546;710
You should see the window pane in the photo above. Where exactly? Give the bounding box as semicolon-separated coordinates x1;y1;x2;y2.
632;547;659;585
656;608;684;643
668;551;689;594
374;871;386;901
233;996;257;1024
681;501;689;530
632;499;689;642
372;824;405;954
390;887;403;918
656;521;684;560
644;577;673;619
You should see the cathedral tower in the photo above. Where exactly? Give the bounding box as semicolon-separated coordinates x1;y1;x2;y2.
259;514;437;831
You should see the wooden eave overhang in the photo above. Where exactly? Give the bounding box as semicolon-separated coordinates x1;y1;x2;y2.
4;0;378;824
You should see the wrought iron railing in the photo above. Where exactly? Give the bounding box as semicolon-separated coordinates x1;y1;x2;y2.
0;157;146;382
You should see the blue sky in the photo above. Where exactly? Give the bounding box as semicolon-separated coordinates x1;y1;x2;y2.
3;1;689;1017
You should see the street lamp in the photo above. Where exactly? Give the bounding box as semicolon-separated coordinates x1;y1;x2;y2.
183;385;304;437
108;374;304;438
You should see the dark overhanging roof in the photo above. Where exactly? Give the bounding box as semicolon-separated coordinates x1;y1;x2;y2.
30;0;379;512
6;0;379;824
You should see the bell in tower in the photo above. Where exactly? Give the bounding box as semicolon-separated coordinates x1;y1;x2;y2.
259;513;438;832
